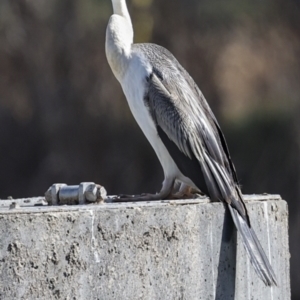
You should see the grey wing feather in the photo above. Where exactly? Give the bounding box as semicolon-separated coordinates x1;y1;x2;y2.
133;43;277;286
135;43;245;216
229;206;277;286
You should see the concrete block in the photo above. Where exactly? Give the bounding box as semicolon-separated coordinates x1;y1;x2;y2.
0;194;290;299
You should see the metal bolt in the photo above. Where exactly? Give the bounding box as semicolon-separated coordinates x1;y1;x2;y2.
45;183;67;205
79;182;94;205
59;185;80;205
85;183;107;203
45;182;107;205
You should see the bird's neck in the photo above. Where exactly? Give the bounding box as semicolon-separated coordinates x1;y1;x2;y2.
111;0;132;27
106;0;134;81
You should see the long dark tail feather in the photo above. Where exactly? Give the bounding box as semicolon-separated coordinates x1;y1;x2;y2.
228;205;278;286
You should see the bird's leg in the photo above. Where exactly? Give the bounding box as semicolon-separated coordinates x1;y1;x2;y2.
113;178;175;202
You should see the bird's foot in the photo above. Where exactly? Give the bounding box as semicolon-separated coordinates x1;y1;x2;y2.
112;179;176;202
167;185;205;200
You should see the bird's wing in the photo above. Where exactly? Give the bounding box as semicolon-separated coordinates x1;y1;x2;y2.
133;43;277;285
138;43;247;220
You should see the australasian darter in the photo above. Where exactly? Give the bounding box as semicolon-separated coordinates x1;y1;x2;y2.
105;0;277;286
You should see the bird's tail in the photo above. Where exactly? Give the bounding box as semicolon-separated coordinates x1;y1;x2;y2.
228;204;278;286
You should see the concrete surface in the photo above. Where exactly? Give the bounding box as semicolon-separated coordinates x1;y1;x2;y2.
0;194;290;300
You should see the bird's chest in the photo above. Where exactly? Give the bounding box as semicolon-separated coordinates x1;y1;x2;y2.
121;64;156;136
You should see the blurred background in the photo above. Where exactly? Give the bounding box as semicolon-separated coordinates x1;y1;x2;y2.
0;0;299;297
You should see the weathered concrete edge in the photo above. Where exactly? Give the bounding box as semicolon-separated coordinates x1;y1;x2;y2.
0;193;290;300
0;194;282;215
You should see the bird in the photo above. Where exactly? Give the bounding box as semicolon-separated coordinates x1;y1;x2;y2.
105;0;277;286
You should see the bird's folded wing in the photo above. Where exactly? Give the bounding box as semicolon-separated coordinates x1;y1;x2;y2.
145;70;247;220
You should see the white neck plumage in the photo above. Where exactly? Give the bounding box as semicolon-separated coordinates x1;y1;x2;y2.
106;0;134;81
111;0;132;27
